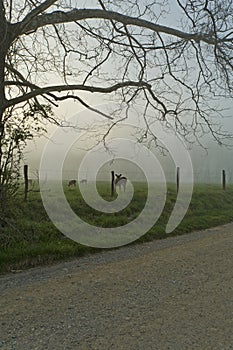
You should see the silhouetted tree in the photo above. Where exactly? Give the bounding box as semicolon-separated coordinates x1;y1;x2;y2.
0;0;232;209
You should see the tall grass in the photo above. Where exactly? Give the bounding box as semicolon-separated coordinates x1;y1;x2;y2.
1;182;233;274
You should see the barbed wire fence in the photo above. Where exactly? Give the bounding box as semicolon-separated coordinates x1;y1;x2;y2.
22;164;233;195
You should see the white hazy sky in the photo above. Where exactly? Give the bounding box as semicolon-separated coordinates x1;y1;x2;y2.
23;1;233;183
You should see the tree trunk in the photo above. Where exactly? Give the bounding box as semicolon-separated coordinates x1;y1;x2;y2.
0;0;6;116
0;0;9;214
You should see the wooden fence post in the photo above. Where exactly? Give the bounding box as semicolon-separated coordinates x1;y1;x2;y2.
24;164;29;201
222;169;226;190
176;167;180;193
111;170;115;197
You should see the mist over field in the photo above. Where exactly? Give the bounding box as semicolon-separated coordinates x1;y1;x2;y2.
18;0;233;188
24;120;233;185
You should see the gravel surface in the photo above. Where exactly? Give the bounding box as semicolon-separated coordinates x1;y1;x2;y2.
1;223;233;349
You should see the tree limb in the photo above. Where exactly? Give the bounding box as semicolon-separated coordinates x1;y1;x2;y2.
5;81;151;108
20;0;58;30
17;8;219;45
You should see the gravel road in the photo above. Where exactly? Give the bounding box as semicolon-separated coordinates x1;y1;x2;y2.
1;223;233;350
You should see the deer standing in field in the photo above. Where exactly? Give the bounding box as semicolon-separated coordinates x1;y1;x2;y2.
28;179;33;187
115;174;127;192
80;179;87;184
68;179;76;187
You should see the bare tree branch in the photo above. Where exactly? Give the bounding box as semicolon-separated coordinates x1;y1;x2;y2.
16;8;220;45
20;0;58;29
5;81;152;108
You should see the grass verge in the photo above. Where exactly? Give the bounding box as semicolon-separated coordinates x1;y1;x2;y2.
1;183;233;274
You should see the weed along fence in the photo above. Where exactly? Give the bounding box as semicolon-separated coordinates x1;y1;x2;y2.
22;165;43;201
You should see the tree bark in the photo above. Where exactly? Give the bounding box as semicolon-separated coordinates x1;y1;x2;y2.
0;0;6;119
0;0;10;209
18;8;215;45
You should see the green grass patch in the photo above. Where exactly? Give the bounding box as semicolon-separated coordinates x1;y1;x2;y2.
1;182;233;274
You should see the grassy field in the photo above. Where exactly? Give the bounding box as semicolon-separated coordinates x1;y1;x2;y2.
1;182;233;274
